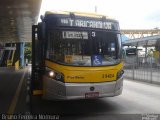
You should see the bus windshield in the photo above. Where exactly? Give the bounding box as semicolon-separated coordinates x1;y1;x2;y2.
46;30;121;66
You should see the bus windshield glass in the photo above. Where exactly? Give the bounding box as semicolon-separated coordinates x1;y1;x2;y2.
46;30;121;66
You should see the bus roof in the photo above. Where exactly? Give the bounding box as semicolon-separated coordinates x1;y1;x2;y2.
45;10;115;20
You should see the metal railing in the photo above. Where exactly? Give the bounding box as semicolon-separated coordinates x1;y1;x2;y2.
124;56;160;84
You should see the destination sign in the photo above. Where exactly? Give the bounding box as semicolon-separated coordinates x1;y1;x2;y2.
62;31;88;39
60;18;115;30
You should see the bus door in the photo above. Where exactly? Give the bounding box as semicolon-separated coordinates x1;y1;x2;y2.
32;23;45;95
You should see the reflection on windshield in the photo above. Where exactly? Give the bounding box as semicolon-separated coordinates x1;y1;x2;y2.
64;55;91;66
46;30;121;66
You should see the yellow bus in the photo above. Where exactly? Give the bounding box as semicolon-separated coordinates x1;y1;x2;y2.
32;11;124;100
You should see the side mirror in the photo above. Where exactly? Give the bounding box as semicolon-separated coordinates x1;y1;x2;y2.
40;15;44;22
38;22;46;40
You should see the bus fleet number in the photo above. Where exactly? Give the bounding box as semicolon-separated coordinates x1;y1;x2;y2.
102;74;114;78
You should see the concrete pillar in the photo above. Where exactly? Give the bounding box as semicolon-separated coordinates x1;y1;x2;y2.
13;43;20;67
12;42;25;68
20;42;25;68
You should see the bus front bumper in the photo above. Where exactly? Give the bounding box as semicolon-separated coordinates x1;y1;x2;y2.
43;76;123;100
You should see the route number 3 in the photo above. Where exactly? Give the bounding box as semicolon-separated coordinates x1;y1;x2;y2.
92;32;96;37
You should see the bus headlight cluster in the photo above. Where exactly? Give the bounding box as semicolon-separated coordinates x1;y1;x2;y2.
117;69;124;80
49;71;55;77
46;67;64;82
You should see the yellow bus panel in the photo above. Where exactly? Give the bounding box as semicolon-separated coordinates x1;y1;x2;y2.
45;60;123;83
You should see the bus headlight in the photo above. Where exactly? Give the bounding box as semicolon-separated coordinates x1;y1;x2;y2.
46;67;64;82
117;69;124;80
49;71;55;77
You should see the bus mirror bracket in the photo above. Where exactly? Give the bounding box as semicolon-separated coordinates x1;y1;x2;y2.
41;22;46;40
38;22;46;40
40;15;44;22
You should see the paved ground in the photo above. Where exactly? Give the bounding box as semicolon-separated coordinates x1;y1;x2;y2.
0;67;28;114
30;79;160;119
0;67;160;120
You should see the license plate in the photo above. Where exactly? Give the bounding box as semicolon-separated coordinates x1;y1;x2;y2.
85;92;99;98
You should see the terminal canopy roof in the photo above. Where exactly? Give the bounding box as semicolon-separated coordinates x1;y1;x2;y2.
122;35;160;47
0;0;42;43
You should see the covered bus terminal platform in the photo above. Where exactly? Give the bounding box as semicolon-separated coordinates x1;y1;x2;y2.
122;35;160;84
0;0;160;120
